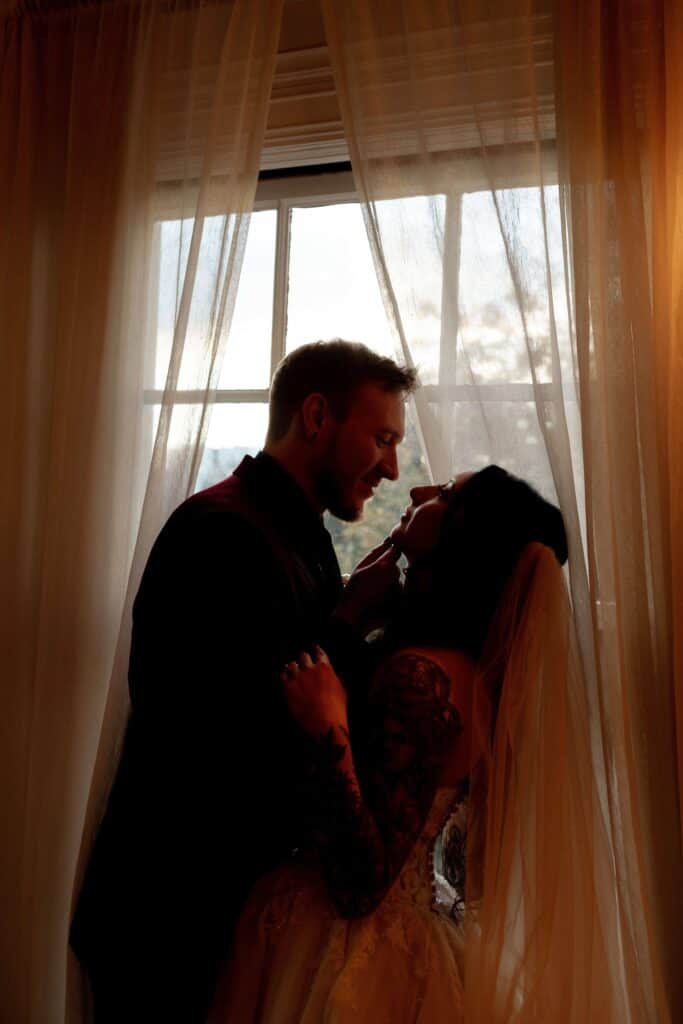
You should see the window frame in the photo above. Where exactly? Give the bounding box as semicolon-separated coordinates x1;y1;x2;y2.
145;167;361;410
146;167;573;433
144;166;579;560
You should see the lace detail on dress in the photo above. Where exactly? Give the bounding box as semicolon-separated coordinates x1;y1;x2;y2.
382;787;456;908
295;652;462;918
433;779;469;921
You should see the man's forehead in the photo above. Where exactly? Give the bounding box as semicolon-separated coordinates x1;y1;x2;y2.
350;380;406;429
352;380;405;411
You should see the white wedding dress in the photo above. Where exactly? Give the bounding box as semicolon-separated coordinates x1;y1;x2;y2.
211;545;631;1023
209;785;466;1023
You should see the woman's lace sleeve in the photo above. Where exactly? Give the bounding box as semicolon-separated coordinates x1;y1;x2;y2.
297;652;462;917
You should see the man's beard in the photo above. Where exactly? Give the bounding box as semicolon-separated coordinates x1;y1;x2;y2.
316;465;362;522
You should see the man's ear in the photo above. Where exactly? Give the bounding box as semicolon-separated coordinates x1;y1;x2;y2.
301;393;329;441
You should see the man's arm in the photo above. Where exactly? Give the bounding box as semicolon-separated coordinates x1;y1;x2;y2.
129;501;295;721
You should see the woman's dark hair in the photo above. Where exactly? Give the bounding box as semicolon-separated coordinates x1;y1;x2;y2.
387;465;568;660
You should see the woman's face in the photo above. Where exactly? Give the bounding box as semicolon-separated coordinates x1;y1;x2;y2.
390;472;473;563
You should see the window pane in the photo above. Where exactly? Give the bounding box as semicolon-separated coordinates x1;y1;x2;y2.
155;209;276;392
369;193;446;387
156;214;238;391
286;203;396;356
218;209;276;389
195;403;268;492
325;409;430;576
155;217;187;390
458;187;571;385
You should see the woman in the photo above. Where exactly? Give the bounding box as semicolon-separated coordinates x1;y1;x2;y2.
209;465;568;1023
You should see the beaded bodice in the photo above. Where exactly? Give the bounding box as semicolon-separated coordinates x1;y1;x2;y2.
381;786;466;915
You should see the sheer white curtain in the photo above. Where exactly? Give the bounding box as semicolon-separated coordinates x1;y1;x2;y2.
0;1;282;1020
322;0;682;1019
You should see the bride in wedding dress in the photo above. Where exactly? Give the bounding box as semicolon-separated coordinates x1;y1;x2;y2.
209;465;572;1023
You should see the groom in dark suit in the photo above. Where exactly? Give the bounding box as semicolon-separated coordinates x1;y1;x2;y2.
70;340;417;1023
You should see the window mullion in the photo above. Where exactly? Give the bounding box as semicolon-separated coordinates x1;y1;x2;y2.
439;192;463;387
270;197;290;380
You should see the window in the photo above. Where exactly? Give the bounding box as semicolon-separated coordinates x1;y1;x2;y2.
149;170;580;571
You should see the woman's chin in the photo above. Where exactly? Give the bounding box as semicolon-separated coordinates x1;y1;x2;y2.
390;534;416;564
388;526;404;550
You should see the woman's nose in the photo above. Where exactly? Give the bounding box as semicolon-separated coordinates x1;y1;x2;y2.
409;485;437;506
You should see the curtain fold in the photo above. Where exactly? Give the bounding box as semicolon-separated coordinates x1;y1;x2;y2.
467;542;628;1020
555;0;682;1013
321;0;681;1018
648;0;683;859
0;1;283;1020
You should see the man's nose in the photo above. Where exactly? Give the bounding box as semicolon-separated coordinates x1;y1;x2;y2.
381;446;399;482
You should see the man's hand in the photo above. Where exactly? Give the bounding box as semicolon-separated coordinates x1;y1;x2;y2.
281;647;348;736
333;539;402;635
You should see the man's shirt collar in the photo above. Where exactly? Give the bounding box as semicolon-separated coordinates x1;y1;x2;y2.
234;451;329;548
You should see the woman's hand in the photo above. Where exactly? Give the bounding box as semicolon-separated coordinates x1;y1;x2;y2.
281;647;348;736
333;540;401;635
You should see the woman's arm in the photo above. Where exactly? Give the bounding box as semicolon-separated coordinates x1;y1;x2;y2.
283;648;462;917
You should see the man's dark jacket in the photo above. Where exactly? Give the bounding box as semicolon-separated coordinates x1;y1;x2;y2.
70;453;365;1022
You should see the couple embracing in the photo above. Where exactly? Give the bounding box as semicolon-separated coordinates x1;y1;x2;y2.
71;339;567;1023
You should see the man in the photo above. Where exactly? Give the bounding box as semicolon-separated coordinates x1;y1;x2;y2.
70;340;417;1022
